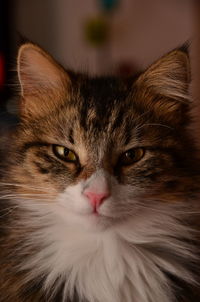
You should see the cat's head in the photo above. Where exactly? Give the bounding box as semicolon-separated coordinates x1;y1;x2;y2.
6;43;196;230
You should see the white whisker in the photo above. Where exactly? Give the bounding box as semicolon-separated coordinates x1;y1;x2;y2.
135;123;174;131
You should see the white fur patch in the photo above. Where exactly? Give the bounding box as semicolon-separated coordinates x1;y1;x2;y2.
17;191;197;302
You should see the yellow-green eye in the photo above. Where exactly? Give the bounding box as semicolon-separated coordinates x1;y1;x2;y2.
120;148;145;166
53;145;77;163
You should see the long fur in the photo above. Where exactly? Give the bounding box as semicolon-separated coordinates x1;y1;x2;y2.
16;200;198;302
0;44;200;302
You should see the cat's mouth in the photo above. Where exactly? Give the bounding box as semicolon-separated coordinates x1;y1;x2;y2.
76;209;124;228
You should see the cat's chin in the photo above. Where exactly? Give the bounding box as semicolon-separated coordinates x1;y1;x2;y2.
55;205;117;232
70;212;115;232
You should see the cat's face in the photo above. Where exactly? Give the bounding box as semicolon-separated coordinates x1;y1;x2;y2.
7;44;195;230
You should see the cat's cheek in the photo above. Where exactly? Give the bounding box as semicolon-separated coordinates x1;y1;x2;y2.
53;205;99;231
57;182;93;215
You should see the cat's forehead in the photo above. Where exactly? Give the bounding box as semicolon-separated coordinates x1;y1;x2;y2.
35;77;132;138
58;81;138;142
30;75;170;151
72;76;133;120
77;76;132;102
69;76;139;127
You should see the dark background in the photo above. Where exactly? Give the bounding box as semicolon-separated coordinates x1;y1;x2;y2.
0;0;195;106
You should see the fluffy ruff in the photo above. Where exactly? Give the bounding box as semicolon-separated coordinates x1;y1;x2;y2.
13;200;199;302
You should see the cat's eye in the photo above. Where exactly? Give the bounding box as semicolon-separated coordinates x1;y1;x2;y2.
120;148;145;166
53;145;77;163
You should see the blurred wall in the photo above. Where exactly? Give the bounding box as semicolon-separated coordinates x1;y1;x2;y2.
15;0;194;74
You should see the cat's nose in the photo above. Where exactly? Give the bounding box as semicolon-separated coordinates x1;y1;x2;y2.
84;191;110;212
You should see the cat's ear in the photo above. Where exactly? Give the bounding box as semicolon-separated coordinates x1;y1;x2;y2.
135;48;190;122
137;48;190;100
17;43;70;118
17;43;70;97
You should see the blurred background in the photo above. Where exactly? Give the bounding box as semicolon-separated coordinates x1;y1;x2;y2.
0;0;196;108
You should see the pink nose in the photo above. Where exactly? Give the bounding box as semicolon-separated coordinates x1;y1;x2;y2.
84;191;109;212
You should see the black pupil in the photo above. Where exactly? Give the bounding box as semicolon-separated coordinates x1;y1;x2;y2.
64;148;69;157
126;150;135;159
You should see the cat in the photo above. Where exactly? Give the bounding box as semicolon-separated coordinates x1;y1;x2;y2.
0;43;200;302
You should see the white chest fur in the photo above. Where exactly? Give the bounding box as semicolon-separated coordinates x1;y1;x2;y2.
20;203;196;302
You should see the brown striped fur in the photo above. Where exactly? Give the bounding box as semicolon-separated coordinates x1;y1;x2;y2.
0;44;200;302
